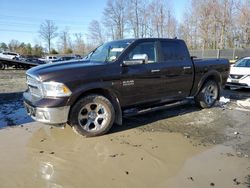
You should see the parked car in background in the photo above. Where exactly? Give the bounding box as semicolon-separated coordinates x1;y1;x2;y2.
0;52;20;60
48;56;76;63
39;55;58;63
226;57;250;89
48;54;82;63
24;57;46;65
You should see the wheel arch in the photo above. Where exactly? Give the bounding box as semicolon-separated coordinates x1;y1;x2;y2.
68;88;122;126
196;71;222;100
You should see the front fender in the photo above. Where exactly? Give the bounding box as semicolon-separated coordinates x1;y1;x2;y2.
66;82;123;125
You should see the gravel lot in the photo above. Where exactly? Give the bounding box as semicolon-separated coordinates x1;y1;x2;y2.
0;70;249;188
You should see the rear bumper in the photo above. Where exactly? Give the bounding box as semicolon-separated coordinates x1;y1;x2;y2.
24;102;70;124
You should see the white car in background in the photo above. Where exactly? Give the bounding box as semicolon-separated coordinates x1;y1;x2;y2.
226;57;250;89
0;52;20;60
38;55;58;63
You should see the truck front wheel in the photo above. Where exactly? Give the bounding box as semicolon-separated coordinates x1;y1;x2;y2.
195;80;219;108
69;95;115;137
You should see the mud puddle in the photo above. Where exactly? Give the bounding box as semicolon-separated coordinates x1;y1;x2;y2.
0;123;249;188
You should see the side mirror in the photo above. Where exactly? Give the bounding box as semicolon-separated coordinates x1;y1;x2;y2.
123;54;148;66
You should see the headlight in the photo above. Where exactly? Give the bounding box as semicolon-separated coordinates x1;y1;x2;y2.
42;82;72;97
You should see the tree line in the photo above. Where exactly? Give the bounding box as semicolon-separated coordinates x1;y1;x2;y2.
0;40;44;57
0;0;249;56
88;0;177;44
179;0;250;49
90;0;250;50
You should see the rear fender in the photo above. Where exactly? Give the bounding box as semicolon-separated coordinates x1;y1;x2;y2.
195;71;222;99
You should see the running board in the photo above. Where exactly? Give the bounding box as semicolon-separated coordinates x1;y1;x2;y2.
123;99;190;117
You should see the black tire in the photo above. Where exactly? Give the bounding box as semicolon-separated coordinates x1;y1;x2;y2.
69;95;115;137
195;80;219;108
0;63;5;70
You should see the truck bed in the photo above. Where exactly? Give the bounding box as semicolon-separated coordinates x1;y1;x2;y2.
190;58;230;96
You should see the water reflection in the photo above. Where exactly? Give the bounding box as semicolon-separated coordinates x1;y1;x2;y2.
40;162;54;180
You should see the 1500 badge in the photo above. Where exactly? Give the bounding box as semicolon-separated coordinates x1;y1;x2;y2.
122;80;134;86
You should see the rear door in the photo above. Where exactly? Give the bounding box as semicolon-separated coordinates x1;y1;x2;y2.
159;40;194;99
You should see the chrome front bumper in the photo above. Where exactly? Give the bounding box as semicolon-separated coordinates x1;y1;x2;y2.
24;102;70;124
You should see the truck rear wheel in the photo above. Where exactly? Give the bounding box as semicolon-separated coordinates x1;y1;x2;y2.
195;80;219;108
69;95;115;137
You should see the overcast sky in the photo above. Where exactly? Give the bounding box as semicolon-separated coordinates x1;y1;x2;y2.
0;0;190;45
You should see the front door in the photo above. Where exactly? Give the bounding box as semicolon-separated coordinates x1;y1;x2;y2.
120;41;166;107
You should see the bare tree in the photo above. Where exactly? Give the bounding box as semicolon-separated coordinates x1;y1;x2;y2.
178;0;246;50
73;33;85;55
8;40;20;51
146;0;176;38
165;9;177;38
101;0;177;39
235;0;250;47
58;28;72;53
103;0;127;40
127;0;152;38
87;20;104;45
39;20;58;53
127;0;141;38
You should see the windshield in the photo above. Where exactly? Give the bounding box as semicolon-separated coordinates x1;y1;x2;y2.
88;40;133;62
234;58;250;67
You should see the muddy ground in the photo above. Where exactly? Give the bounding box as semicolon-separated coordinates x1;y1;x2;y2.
0;70;250;188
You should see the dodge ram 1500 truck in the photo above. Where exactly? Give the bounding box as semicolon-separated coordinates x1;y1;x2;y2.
23;38;229;137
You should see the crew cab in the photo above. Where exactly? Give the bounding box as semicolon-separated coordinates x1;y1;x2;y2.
23;38;230;137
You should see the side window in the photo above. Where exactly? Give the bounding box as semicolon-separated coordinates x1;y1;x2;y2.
127;42;157;63
161;41;187;61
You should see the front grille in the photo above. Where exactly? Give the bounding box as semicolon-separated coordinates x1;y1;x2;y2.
227;82;248;86
229;74;244;79
26;75;42;97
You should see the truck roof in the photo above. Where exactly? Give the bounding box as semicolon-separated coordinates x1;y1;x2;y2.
112;38;183;43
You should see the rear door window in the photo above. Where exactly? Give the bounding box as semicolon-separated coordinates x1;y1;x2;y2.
160;41;188;61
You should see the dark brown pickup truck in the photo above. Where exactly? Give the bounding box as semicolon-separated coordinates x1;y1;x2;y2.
23;38;230;136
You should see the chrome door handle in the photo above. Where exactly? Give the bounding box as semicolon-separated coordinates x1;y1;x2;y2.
183;66;191;70
151;69;160;73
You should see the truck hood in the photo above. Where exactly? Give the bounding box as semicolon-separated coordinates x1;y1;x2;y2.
230;66;250;75
27;60;105;81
